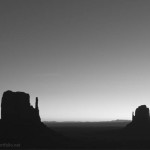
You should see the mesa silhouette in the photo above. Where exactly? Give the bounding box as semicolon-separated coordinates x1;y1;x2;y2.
118;105;150;148
0;90;65;148
125;105;150;134
1;91;41;123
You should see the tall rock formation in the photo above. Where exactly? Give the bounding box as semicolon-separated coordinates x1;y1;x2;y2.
125;105;150;135
1;90;41;124
121;105;150;148
0;90;62;148
132;105;149;123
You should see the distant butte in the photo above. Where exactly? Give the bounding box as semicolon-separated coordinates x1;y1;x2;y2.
124;105;150;134
132;105;149;123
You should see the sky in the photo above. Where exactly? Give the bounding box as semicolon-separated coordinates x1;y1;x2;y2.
1;0;150;121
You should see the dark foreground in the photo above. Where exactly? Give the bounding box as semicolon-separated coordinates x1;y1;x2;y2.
43;121;150;149
1;120;150;149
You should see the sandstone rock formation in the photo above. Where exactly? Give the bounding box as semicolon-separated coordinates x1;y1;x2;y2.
132;105;149;124
124;105;150;135
0;90;63;148
119;105;150;149
1;90;41;124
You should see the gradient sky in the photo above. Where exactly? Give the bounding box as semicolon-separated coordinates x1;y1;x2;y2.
1;0;150;121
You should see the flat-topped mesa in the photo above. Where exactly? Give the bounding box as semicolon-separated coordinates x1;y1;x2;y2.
1;90;41;124
132;105;150;123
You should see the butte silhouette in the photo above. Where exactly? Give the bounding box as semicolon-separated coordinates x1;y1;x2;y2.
125;105;150;133
119;105;150;148
0;90;65;148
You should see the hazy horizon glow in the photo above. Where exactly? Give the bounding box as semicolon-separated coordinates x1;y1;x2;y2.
1;0;150;121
